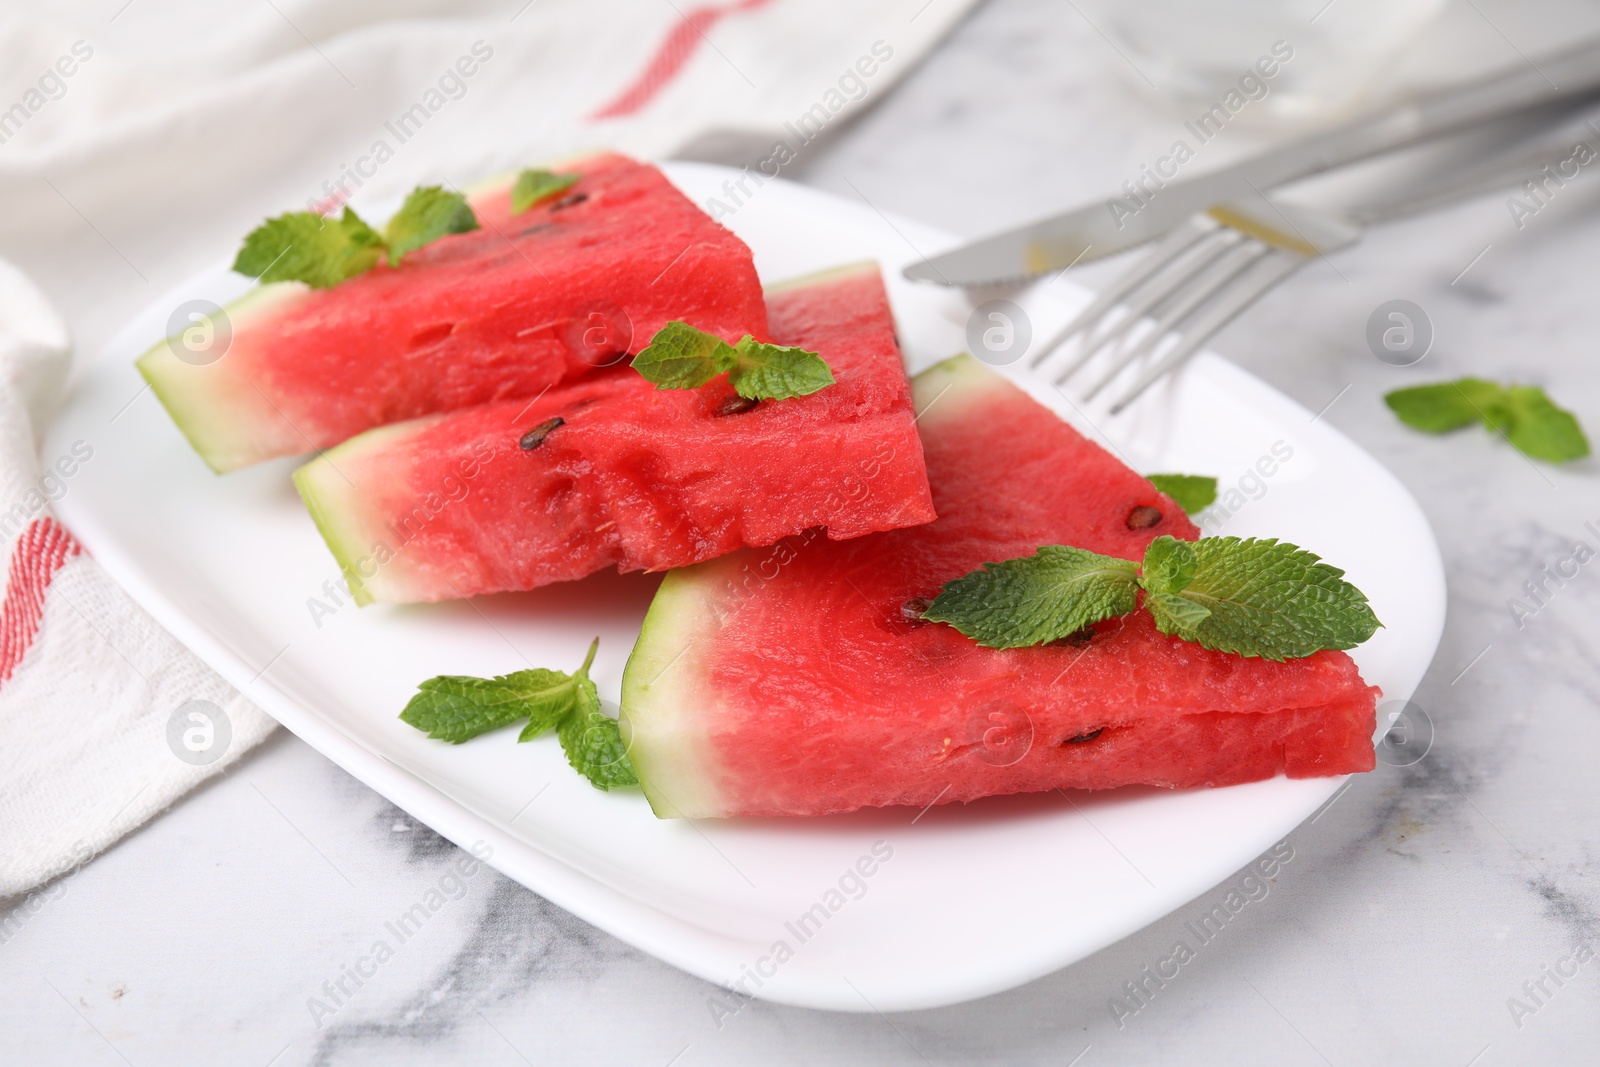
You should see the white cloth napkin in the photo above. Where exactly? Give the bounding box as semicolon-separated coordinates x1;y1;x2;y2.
0;259;278;898
0;0;978;898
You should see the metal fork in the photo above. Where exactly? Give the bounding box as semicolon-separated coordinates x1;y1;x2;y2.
1030;128;1596;414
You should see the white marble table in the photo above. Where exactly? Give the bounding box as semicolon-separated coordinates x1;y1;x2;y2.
5;1;1599;1063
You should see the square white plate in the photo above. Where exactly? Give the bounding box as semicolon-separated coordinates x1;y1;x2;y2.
47;163;1445;1012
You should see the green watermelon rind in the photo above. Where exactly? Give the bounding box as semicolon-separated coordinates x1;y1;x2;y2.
618;352;999;819
908;351;1006;415
136;282;309;473
621;562;730;818
761;259;878;294
291;419;436;608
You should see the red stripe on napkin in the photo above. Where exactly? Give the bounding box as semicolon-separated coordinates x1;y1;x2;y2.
0;517;82;685
588;0;774;120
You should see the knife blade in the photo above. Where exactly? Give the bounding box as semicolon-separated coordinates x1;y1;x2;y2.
906;36;1600;286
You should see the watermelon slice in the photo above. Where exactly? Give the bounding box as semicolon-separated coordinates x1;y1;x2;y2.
620;355;1380;819
139;153;766;472
293;263;935;603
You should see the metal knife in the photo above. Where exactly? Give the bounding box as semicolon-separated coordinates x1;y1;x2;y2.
905;36;1600;286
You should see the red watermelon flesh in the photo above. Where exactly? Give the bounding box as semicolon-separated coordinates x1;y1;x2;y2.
620;355;1379;819
138;152;767;472
293;263;935;604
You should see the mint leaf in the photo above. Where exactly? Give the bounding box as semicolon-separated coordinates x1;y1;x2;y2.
511;169;580;213
1139;535;1381;661
233;208;384;289
631;322;836;401
1503;385;1590;462
1385;378;1588;462
399;639;598;744
728;337;836;400
1146;474;1217;515
558;707;639;791
400;675;542;743
383;186;478;266
632;321;737;390
923;545;1140;649
1141;535;1197;592
1384;378;1505;433
512;667;593;742
1139;538;1211;628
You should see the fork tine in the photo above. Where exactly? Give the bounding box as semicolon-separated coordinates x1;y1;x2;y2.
1089;239;1272;380
1105;250;1308;414
1047;228;1244;386
1028;214;1218;370
1079;240;1271;402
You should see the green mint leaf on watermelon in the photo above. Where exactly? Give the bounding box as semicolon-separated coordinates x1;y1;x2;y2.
232;207;385;289
632;322;835;401
928;536;1381;661
1146;474;1217;515
1139;535;1381;661
727;337;836;400
1140;535;1197;593
511;169;580;213
383;185;478;266
1384;378;1589;462
632;321;738;390
400;639;598;744
923;545;1140;649
558;707;639;791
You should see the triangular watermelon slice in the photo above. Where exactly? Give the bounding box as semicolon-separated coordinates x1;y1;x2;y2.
293;263;935;603
139;153;766;472
620;355;1379;819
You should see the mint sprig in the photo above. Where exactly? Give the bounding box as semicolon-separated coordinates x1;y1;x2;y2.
631;321;835;401
233;186;480;288
926;536;1380;661
399;639;638;790
511;169;580;213
1146;474;1217;515
1385;378;1589;463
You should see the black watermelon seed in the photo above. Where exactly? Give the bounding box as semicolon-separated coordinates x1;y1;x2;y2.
899;597;932;623
551;193;589;211
519;416;564;450
716;394;760;416
1125;505;1163;530
1063;728;1104;745
1050;625;1096;648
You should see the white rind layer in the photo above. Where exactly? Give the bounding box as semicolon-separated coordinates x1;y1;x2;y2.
619;561;733;818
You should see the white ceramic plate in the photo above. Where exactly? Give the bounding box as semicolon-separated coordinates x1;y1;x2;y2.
48;163;1445;1012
